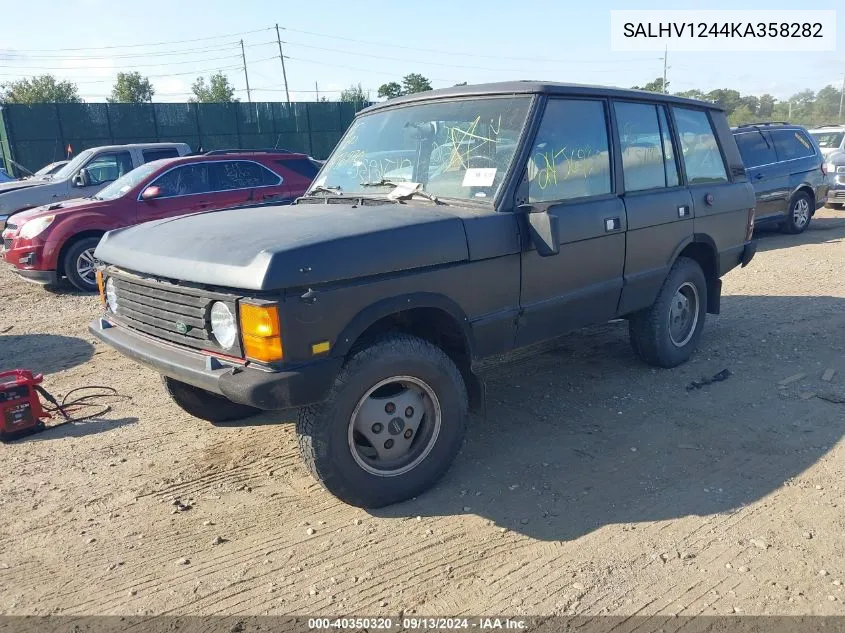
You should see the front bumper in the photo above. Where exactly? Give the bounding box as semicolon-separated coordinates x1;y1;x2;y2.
89;317;341;410
13;267;58;285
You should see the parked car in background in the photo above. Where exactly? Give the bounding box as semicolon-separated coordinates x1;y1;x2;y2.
0;143;191;230
90;81;757;507
808;124;845;158
26;160;70;179
2;151;316;291
732;122;827;234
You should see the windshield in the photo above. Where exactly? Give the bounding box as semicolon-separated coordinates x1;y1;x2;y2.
312;96;533;201
94;161;161;200
34;161;66;177
52;150;94;180
810;132;844;149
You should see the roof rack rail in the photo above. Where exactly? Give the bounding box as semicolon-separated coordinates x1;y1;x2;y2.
813;123;844;128
203;148;293;156
736;121;790;128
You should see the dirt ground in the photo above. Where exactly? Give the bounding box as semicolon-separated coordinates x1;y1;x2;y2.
0;209;844;619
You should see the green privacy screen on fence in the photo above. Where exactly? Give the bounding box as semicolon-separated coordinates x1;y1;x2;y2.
0;101;368;177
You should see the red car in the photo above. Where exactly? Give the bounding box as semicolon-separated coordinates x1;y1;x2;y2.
1;151;318;291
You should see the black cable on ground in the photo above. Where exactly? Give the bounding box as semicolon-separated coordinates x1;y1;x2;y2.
35;385;132;426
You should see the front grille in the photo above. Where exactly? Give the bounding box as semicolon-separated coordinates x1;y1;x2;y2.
3;238;11;251
108;269;241;355
828;189;845;201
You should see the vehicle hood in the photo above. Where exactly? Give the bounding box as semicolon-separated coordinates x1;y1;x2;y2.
95;202;470;291
10;197;103;225
0;179;47;195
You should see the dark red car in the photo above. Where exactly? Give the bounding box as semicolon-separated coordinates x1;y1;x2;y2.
1;151;318;291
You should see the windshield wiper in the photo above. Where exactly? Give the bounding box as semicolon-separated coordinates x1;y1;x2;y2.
359;178;410;187
394;189;442;204
308;185;343;196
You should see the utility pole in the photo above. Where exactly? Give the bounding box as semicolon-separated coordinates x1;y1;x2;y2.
839;73;845;120
315;81;319;101
662;46;668;94
275;23;291;104
240;39;252;104
788;100;793;120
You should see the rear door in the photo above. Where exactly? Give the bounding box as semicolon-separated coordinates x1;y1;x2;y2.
612;100;693;315
673;107;753;271
734;129;782;221
515;97;626;347
137;163;211;222
768;128;821;216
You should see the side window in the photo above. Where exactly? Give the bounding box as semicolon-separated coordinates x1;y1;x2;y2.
614;101;674;191
734;131;777;168
277;158;320;180
151;164;210;197
143;148;179;163
527;99;611;203
84;152;133;186
209;161;282;191
770;129;815;161
672;108;728;184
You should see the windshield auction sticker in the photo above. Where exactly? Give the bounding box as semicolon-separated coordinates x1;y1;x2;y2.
462;168;497;188
611;10;836;51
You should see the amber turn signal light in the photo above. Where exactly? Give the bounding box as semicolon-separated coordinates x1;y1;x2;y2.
239;302;283;362
96;270;105;306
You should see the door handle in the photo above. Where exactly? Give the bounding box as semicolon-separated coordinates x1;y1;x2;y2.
604;217;621;232
754;173;764;180
678;205;691;218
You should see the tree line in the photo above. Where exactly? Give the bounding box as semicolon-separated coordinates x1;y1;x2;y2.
633;77;844;128
4;69;843;128
0;71;239;104
0;72;440;105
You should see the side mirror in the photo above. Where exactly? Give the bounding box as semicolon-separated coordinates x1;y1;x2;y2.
519;204;560;257
140;185;162;201
72;170;88;188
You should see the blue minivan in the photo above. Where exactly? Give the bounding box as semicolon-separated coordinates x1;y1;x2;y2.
732;122;828;234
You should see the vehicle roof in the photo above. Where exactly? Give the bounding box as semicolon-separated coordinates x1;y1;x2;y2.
149;151;309;169
77;142;191;153
360;81;722;114
732;123;811;132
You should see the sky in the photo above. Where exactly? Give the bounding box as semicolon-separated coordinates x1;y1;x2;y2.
0;0;843;103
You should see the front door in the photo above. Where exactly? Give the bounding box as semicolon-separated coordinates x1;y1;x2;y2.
515;98;626;347
75;151;134;199
136;163;212;222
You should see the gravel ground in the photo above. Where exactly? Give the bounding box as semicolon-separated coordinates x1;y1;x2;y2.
0;209;844;618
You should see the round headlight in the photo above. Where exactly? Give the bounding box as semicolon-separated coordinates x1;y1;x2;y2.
210;302;237;349
105;277;118;313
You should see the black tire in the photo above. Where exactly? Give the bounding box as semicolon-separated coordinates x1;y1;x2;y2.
63;236;102;292
628;257;707;369
297;333;468;508
781;191;812;234
162;376;260;422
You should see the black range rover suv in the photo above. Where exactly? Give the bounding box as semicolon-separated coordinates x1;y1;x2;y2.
91;82;757;507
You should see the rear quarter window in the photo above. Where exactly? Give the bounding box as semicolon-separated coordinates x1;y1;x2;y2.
276;158;320;180
672;108;728;184
770;129;816;161
733;131;777;168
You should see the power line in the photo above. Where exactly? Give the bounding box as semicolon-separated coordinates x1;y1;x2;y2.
280;26;658;65
0;42;244;61
280;39;656;74
0;53;244;71
3;27;273;53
